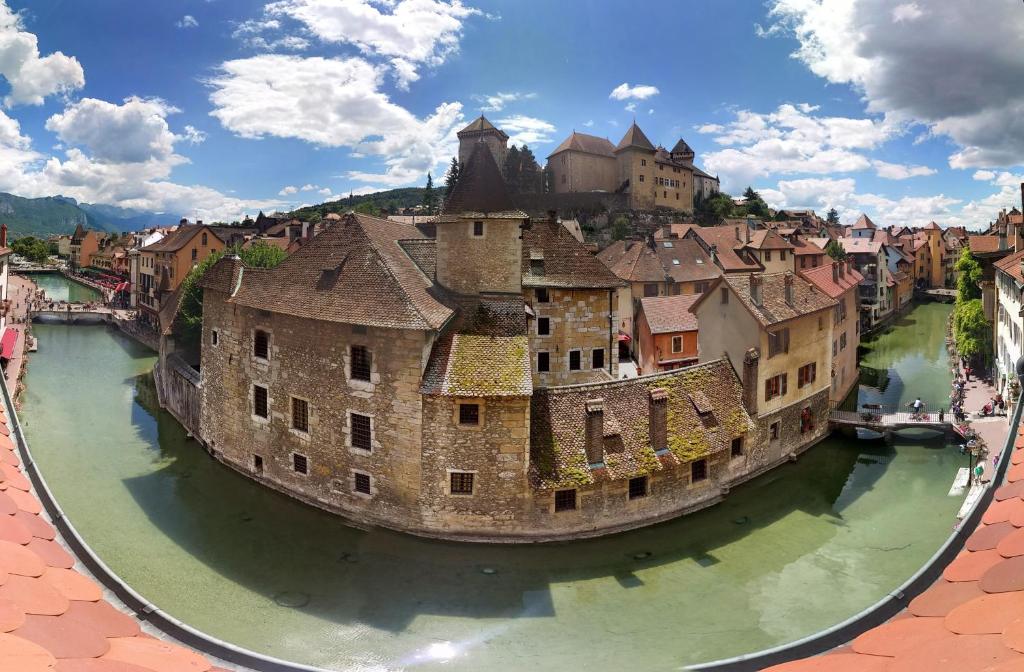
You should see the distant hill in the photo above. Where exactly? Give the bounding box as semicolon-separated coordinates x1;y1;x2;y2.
0;193;168;239
288;187;429;220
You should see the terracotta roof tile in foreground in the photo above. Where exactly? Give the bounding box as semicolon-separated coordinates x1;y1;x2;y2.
0;407;216;671
763;420;1024;672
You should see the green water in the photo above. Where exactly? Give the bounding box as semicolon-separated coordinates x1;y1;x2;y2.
30;272;102;303
21;299;964;671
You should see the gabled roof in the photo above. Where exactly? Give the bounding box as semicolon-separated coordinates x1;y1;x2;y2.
923;221;942;230
142;225;223;253
837;238;883;255
547;131;616;159
521;219;622;289
639;294;700;334
968;235;1006;255
597;238;719;284
692;272;836;327
686;226;762;272
994;249;1024;283
799;261;865;299
789;236;825;257
457;115;508;139
614;122;655;153
747;229;795;251
671;138;694;155
202;213;454;331
597;240;670;283
530;359;753;488
440;141;525;219
852;214;877;230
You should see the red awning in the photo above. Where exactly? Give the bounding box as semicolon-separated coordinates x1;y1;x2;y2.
0;328;17;360
617;330;631;343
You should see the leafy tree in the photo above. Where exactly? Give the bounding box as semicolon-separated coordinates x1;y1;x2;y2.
610;215;630;241
354;201;382;217
955;247;982;303
10;236;52;264
743;186;760;201
241;241;287;269
952;298;991;364
502;145;522;193
773;210;791;222
422;173;436;214
445;156;460;196
824;239;847;261
518;145;542;193
826;208;840;226
694;192;734;226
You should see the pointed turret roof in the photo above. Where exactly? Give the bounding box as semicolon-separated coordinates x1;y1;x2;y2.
614;122;655;153
441;142;523;217
671;138;694;155
923;221;942;231
457;115;508;139
852;214;877;230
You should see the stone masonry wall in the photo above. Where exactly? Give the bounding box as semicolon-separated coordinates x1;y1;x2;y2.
529;287;618;387
435;217;523;295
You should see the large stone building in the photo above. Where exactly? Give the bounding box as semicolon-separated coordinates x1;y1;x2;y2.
547;122;719;212
457;115;509;169
138;224;225;331
196;143;806;542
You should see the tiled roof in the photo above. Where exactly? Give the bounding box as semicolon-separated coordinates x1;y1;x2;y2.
838;238;884;255
217;213;454;330
420;294;531;397
522;219;621;289
994;249;1024;283
695;272;836;327
748;229;795;251
970;235;1006;255
548;132;616;158
639;294;700;333
656;239;721;283
799;261;864;299
790;236;825;257
687;226;762;272
530;359;753;488
0;407;216;672
852;214;877;230
763;413;1024;672
671;138;694;156
457;115;508;138
141;225;222;253
440;142;526;220
924;221;942;230
597;240;667;283
597;239;719;285
615;122;655;153
398;238;437;279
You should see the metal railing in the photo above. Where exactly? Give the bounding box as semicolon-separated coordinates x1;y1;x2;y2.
828;401;953;427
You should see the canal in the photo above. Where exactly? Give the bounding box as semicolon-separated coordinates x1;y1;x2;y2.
30;272;102;303
20;298;961;671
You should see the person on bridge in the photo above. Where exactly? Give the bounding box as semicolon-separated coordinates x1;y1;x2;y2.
909;397;925;418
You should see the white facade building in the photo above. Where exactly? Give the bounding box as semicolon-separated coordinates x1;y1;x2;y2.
995;250;1024;393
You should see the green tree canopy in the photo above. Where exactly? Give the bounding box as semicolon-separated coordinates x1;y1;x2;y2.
422;173;436;215
952;298;991;363
824;239;847;261
695;192;734;226
610;215;630;241
955;247;982;303
10;236;52;264
826;208;840;225
353;201;382;217
445;156;460;197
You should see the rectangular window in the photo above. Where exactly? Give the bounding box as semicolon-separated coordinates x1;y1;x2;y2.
211;329;219;346
253;384;268;418
459;403;480;426
537;317;550;336
644;283;658;297
731;436;743;457
253;329;269;360
554;489;577;512
765;250;772;262
641;159;646;167
639;174;645;182
291;397;309;433
671;335;683;353
833;340;838;357
797;363;817;388
764;373;787;400
351;413;372;451
767;328;790;358
191;248;197;261
720;287;729;304
840;333;847;350
569;350;581;370
253;454;263;474
691;459;707;483
536;288;550;303
770;421;780;441
292;453;308;474
350;345;371;381
354;472;371;495
592;348;605;369
537;351;550;372
628;476;648;500
201;232;208;246
450;472;474;495
472;221;484;237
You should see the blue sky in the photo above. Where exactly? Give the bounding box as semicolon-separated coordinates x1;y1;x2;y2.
1;0;1022;227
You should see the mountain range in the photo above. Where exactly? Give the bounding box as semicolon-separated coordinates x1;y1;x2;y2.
0;193;167;239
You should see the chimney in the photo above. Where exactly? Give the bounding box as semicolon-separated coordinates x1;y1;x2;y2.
742;349;760;415
196;219;203;227
749;275;763;306
584;398;605;466
179;218;188;226
648;388;668;452
832;262;839;284
784;274;794;306
709;243;718;266
839;261;845;278
1000;222;1008;251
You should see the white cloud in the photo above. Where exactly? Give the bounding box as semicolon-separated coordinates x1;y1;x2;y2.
0;2;84;106
207;54;463;186
973;170;996;181
698;103;899;190
264;0;480;88
582;120;594;128
177;15;199;28
45;96;182;164
472;91;535;113
624;102;636;112
609;82;659;101
318;187;331;196
494;114;556;146
232;18;310;51
300;183;319;191
871;159;936;180
764;0;1024;168
182;125;207;145
279;185;298;195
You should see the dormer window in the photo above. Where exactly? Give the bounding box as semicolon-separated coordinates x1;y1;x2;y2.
663;242;673;248
672;259;680;265
472;221;484;237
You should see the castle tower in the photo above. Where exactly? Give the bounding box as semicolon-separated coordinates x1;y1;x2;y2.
435;141;528;296
670;138;695;165
457;115;510;169
614;122;657;210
